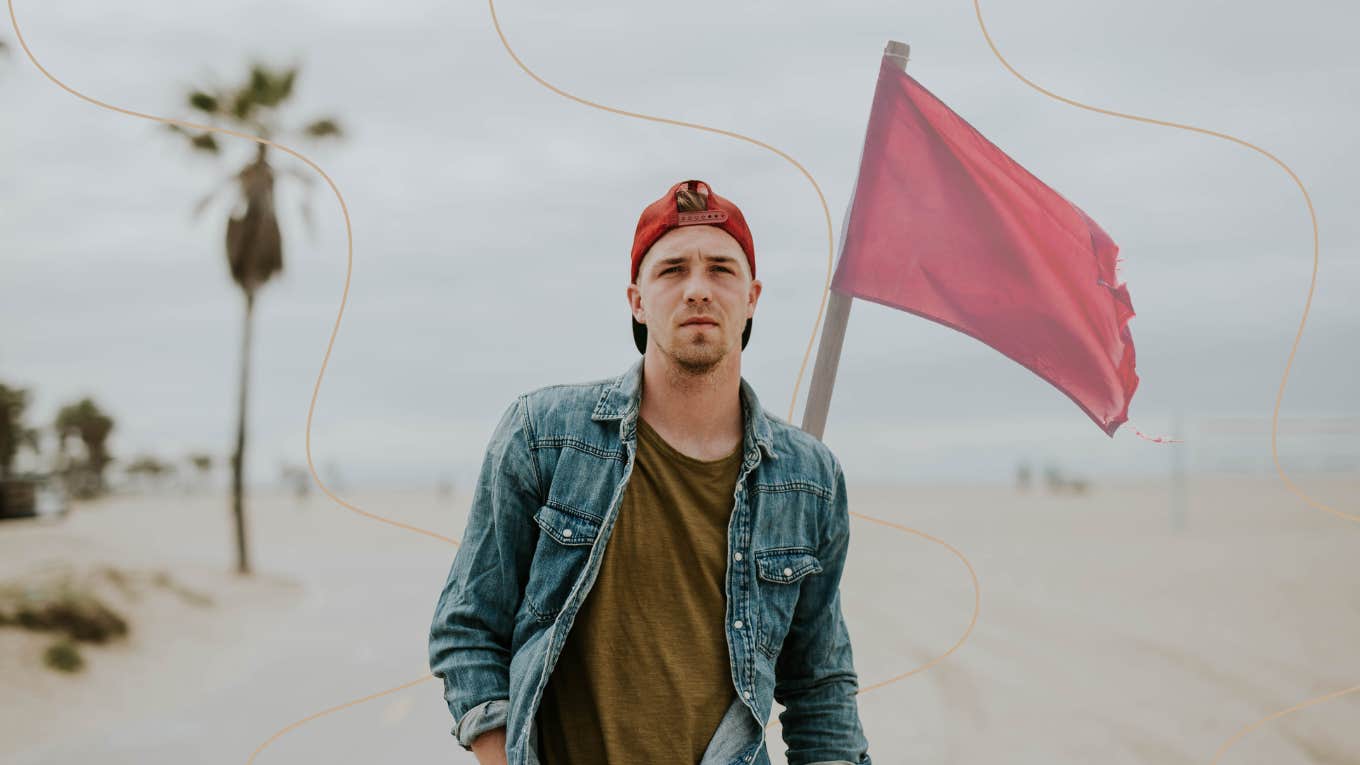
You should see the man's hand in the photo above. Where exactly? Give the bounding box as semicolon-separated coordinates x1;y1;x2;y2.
471;726;508;765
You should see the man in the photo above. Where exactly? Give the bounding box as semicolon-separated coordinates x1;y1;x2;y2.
428;179;872;765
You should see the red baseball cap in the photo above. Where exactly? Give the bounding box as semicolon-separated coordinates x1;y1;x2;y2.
630;179;756;284
629;179;756;354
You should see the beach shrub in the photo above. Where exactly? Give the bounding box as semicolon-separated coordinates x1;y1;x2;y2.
2;565;214;674
0;573;129;643
14;590;129;643
43;637;84;673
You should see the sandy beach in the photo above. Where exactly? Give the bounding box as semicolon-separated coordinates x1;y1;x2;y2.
1;472;1356;764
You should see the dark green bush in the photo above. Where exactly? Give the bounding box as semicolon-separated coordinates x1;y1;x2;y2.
43;637;84;673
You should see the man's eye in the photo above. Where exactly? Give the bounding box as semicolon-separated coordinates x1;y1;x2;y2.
661;265;730;274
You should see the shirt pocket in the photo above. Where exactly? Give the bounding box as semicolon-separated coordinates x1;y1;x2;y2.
523;503;603;623
752;546;823;660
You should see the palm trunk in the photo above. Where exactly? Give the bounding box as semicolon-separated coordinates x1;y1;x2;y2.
230;290;256;575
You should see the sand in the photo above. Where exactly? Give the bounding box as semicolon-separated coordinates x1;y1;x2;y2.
0;472;1356;764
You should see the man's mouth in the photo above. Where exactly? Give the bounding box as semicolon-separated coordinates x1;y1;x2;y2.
682;319;718;326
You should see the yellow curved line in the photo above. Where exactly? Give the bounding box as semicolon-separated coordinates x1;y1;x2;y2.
0;0;977;756
22;0;1340;758
484;0;978;724
1208;682;1360;764
972;1;1350;525
486;0;832;430
242;674;437;764
6;2;463;759
969;0;1357;761
765;509;981;732
5;0;457;547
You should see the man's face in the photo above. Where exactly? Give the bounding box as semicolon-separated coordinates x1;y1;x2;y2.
627;225;762;374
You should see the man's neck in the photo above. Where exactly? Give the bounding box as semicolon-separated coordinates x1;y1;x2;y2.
637;350;744;455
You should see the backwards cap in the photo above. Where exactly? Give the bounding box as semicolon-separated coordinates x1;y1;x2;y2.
629;179;756;353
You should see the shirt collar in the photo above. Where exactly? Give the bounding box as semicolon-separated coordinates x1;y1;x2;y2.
591;355;777;465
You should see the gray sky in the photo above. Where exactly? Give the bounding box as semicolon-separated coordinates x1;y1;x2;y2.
3;0;1356;487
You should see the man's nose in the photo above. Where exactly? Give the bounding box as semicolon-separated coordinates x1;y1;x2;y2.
682;274;714;301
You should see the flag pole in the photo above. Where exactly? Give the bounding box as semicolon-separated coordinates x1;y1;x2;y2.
800;40;910;441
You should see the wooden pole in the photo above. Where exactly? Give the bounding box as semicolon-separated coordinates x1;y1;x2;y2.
801;40;910;441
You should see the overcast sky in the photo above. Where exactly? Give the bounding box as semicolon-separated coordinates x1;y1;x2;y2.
2;0;1356;487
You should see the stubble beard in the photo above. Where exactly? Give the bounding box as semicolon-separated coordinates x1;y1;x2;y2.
666;328;728;379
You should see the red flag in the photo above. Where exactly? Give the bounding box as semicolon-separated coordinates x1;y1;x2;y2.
831;56;1138;436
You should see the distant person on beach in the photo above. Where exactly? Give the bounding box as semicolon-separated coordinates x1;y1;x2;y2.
428;179;872;765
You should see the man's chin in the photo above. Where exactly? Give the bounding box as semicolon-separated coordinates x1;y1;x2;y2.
667;341;729;370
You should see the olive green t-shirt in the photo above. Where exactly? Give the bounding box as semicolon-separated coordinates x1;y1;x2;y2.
535;413;743;764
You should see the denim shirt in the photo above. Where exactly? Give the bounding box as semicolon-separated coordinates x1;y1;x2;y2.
428;356;872;765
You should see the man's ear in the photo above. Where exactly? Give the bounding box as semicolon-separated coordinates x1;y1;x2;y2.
627;280;645;322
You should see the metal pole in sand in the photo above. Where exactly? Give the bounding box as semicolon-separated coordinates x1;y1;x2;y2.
800;39;910;442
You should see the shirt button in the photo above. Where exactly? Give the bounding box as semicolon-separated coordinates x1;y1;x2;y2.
734;552;743;561
783;567;793;576
743;690;752;699
563;529;573;537
733;620;743;629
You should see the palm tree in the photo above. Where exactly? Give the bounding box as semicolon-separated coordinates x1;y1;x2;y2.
125;454;176;492
166;59;344;575
187;452;214;489
54;398;115;498
188;452;214;472
0;383;43;480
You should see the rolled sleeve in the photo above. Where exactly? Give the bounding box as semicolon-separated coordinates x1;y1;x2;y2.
453;697;510;751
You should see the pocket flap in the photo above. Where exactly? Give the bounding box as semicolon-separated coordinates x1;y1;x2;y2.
533;504;602;546
754;547;823;584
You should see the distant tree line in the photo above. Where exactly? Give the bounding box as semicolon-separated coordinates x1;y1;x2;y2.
0;382;218;498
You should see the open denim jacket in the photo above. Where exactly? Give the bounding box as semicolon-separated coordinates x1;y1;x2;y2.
428;356;872;765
